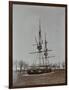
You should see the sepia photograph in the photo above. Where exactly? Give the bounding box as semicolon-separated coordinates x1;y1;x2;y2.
9;1;67;88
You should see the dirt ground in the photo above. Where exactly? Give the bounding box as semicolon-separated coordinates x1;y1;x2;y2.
13;69;66;87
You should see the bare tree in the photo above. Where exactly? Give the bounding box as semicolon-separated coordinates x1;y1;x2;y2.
53;65;56;69
18;60;28;72
62;62;65;69
19;60;24;72
56;63;60;69
23;63;28;70
14;60;18;72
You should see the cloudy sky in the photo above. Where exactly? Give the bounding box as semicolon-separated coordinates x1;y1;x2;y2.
13;4;65;66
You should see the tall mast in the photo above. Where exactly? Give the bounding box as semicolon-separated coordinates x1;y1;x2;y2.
44;33;48;66
37;19;42;51
39;19;41;45
38;19;42;65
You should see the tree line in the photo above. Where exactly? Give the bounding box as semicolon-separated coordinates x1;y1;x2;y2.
14;60;28;72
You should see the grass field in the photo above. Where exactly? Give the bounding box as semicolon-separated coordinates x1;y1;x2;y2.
13;69;66;87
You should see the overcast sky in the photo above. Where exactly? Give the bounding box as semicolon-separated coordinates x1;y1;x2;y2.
13;4;65;66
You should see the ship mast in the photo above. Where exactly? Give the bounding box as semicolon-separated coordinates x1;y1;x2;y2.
29;19;55;67
29;19;43;66
37;19;42;65
44;33;48;66
44;33;55;67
